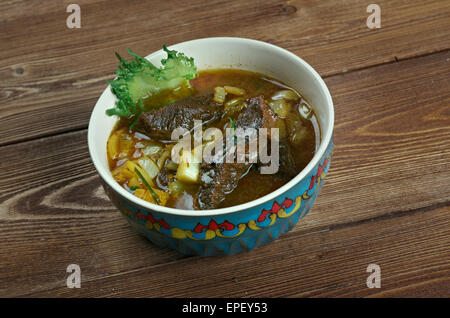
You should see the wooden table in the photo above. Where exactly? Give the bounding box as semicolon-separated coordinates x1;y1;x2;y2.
1;0;449;298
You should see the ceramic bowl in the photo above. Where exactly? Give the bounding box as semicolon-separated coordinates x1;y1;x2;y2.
88;37;334;256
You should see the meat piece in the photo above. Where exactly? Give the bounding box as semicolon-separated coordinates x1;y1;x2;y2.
194;96;293;209
236;95;280;133
277;142;297;177
195;162;252;209
235;96;266;129
136;94;220;140
242;97;297;178
155;166;170;191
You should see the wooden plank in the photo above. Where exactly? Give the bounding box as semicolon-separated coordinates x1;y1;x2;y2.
312;49;450;227
0;131;190;297
1;0;450;145
18;204;450;297
0;49;449;297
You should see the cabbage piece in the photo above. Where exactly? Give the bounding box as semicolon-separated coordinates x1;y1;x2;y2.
138;156;160;179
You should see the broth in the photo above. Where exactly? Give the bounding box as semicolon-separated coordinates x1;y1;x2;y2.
107;69;319;210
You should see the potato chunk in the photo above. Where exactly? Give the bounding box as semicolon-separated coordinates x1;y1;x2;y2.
176;150;200;184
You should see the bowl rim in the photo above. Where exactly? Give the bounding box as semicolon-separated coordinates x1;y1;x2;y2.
88;37;334;217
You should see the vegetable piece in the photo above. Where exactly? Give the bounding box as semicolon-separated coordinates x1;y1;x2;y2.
299;102;313;119
127;176;141;189
112;159;156;186
268;99;291;118
168;180;185;196
286;116;307;145
118;133;133;158
224;98;246;115
229;117;238;144
224;100;246;117
225;97;243;108
224;86;246;96
106;45;198;120
107;129;134;159
132;149;142;159
111;164;130;184
127;160;155;186
107;132;120;159
213;87;226;104
228;117;237;132
134;188;169;206
138;156;160;179
166;160;179;171
290;127;308;145
157;150;170;169
176;150;200;183
142;143;162;157
271;90;299;101
134;168;162;205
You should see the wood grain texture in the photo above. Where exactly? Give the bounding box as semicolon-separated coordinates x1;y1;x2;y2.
0;49;449;297
20;205;450;298
1;0;450;145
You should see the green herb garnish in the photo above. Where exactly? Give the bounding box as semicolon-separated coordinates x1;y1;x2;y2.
134;168;161;205
229;117;236;131
229;117;237;144
106;45;198;122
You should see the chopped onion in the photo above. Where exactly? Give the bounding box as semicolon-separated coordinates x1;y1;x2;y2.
224;86;246;96
134;131;151;140
157;150;170;169
138;156;160;179
168;180;185;195
271;90;299;101
290;127;308;145
269;99;291;118
142;143;161;156
224;98;246;115
135;142;145;149
213;87;226;104
132;149;142;159
299;102;313;119
225;97;244;108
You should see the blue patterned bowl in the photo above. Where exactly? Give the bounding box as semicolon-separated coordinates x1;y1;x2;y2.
88;38;334;256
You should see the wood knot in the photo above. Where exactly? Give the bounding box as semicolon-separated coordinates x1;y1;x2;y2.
282;5;297;14
15;67;24;74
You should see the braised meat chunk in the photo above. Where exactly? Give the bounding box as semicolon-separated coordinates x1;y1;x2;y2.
194;95;296;209
195;162;252;209
137;95;221;140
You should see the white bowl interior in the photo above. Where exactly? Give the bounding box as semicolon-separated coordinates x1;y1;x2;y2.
88;37;334;216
